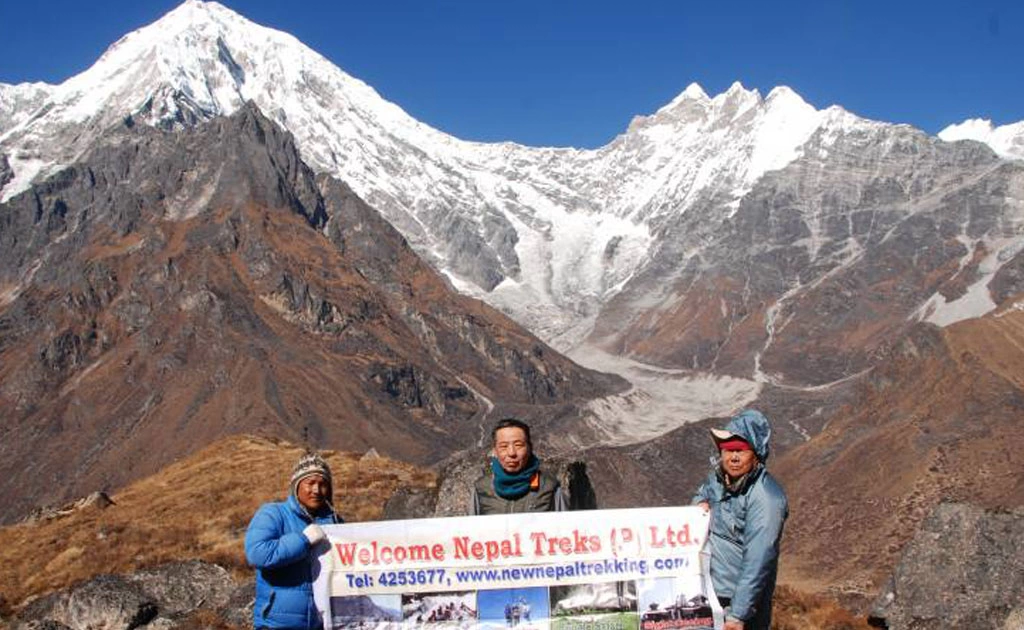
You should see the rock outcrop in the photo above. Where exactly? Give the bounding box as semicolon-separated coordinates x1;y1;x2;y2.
869;503;1024;630
12;561;247;630
21;492;115;524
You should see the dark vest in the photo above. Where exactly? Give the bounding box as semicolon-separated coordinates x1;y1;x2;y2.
473;469;561;515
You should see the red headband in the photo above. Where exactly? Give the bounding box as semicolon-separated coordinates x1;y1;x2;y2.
718;438;752;452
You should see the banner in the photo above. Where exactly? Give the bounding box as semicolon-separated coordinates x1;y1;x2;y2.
312;507;721;630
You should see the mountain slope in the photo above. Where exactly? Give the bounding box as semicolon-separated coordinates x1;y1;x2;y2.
4;3;1024;518
594;123;1024;385
0;434;435;607
0;104;621;523
773;307;1024;602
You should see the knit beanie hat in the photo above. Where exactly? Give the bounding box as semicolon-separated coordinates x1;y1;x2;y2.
290;452;333;498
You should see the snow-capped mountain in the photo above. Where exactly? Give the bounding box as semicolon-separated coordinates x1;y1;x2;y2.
4;0;1024;430
939;118;1024;161
0;1;865;347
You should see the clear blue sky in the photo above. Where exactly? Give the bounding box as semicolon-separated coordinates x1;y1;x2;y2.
1;0;1022;148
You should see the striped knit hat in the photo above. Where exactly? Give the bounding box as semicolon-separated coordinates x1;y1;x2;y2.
290;452;333;498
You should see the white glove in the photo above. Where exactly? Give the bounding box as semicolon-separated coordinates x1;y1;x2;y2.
303;524;326;545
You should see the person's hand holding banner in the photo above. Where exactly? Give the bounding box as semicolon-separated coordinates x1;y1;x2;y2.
304;523;327;546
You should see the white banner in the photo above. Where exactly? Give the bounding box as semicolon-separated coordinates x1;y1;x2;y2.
312;507;721;630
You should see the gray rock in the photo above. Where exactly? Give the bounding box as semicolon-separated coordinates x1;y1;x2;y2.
15;575;158;630
22;492;114;524
869;502;1024;629
431;452;485;517
13;562;244;630
127;561;236;617
218;583;255;629
0;152;11;190
12;621;74;630
382;486;439;520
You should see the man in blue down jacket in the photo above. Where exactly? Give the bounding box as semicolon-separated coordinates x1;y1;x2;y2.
246;452;342;629
692;410;788;630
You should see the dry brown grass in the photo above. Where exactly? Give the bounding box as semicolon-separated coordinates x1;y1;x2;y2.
0;434;435;607
772;584;874;630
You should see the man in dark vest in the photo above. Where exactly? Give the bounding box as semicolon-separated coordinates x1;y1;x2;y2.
470;418;568;514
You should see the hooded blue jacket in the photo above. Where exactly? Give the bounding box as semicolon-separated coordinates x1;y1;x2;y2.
245;494;340;629
692;410;788;630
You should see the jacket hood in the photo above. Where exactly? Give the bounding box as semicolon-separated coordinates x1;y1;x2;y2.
715;409;772;462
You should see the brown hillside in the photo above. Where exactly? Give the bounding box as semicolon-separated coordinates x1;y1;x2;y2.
774;306;1024;604
0;434;434;608
0;106;621;523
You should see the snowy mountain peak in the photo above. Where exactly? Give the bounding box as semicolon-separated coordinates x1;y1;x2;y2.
941;118;996;138
939;118;1024;161
0;0;444;202
765;85;804;107
638;82;812;136
714;81;761;116
662;83;710;110
724;80;754;96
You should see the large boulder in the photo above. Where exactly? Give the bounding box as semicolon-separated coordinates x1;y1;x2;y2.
15;575;157;630
869;503;1024;629
12;561;243;629
128;562;237;619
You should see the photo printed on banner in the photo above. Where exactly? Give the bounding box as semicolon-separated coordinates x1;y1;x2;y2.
329;594;403;630
636;577;713;630
402;591;478;628
477;586;552;630
549;581;638;630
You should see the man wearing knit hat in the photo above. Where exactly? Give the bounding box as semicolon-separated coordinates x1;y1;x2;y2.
246;452;342;629
692;410;788;630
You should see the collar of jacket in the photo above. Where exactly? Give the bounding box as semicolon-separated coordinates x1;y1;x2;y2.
286;493;336;523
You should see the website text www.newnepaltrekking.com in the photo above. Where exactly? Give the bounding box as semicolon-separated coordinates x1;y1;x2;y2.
345;557;692;590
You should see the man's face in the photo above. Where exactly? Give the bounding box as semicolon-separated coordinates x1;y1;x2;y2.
494;426;531;474
296;474;330;512
720;447;757;480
